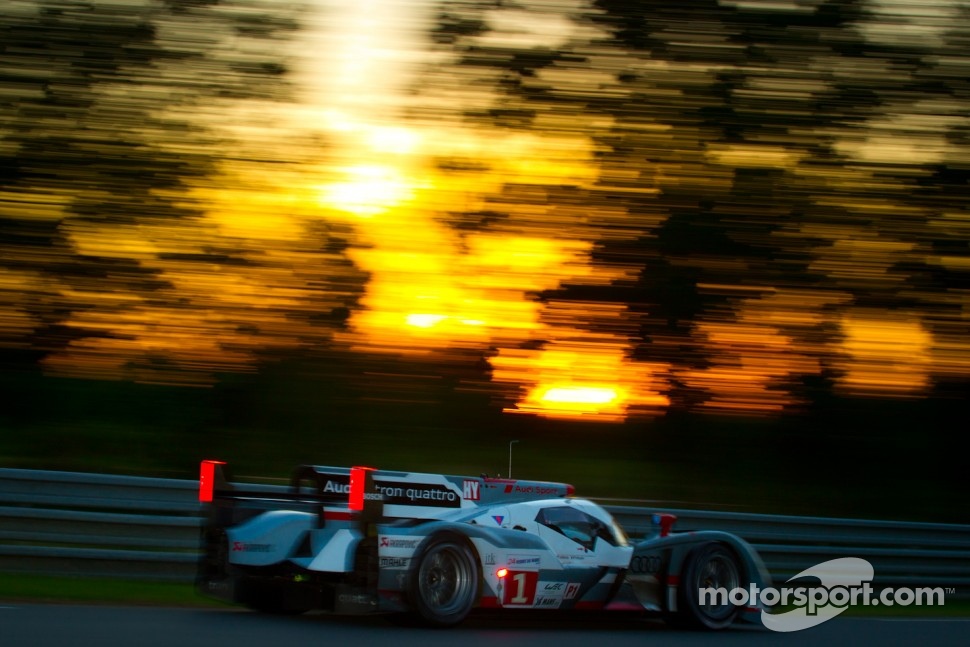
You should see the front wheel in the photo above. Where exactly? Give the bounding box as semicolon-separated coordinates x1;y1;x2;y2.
407;536;479;627
676;543;742;630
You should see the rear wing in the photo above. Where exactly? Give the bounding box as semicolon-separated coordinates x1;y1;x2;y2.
199;460;574;521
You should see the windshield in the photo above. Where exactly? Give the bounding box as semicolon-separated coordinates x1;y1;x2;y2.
535;505;627;550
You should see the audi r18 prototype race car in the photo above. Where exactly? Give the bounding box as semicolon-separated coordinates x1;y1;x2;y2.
196;461;770;629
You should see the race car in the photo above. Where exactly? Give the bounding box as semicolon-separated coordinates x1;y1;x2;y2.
196;460;770;629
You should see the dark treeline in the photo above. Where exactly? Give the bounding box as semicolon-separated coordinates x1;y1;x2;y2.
1;354;965;523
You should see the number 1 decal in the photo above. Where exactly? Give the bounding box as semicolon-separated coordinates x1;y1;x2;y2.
510;573;529;603
502;570;538;606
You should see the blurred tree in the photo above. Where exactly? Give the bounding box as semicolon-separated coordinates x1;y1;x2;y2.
418;0;970;421
0;0;306;373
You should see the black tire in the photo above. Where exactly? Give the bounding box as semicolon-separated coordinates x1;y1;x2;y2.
407;535;479;627
676;543;742;630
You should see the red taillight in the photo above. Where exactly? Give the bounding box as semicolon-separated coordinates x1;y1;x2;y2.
496;568;509;578
566;484;575;497
349;465;376;511
199;460;224;503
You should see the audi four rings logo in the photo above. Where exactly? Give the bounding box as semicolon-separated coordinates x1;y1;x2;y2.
630;555;662;574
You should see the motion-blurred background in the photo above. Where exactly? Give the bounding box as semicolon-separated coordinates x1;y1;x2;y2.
1;0;967;522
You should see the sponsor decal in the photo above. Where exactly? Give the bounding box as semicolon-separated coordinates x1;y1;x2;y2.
503;483;561;495
532;581;566;608
376;482;461;508
492;515;505;525
463;480;481;501
533;595;562;608
322;479;351;494
630;554;662;574
502;570;539;606
231;542;273;552
379;557;410;568
307;473;381;502
380;536;420;549
311;474;352;500
484;553;496;566
508;554;541;568
564;583;581;600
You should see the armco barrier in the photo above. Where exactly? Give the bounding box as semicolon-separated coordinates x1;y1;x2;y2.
608;507;970;592
0;469;202;581
1;468;968;593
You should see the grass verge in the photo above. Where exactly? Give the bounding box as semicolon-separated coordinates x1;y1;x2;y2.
769;596;970;618
0;573;227;607
840;597;970;618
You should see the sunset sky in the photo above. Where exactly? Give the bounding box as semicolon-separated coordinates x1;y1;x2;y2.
3;0;968;421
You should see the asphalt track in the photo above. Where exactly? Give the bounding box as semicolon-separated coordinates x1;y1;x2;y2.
0;605;966;647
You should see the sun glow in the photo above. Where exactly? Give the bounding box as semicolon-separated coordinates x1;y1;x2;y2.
405;313;447;328
321;164;415;217
345;233;593;348
490;317;671;421
838;313;932;396
540;386;619;405
368;126;421;154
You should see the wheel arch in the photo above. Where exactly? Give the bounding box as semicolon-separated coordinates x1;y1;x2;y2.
672;538;745;588
663;534;770;629
404;528;484;626
639;530;770;593
632;530;770;625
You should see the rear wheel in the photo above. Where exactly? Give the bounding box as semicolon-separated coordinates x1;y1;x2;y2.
676;543;741;630
407;536;479;627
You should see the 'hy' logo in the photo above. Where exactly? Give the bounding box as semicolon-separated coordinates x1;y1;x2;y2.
463;480;481;500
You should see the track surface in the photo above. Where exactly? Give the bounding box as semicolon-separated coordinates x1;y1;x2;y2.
0;604;966;647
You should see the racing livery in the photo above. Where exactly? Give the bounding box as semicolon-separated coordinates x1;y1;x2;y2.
196;461;770;628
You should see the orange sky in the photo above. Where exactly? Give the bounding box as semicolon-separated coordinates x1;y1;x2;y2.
4;0;968;419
